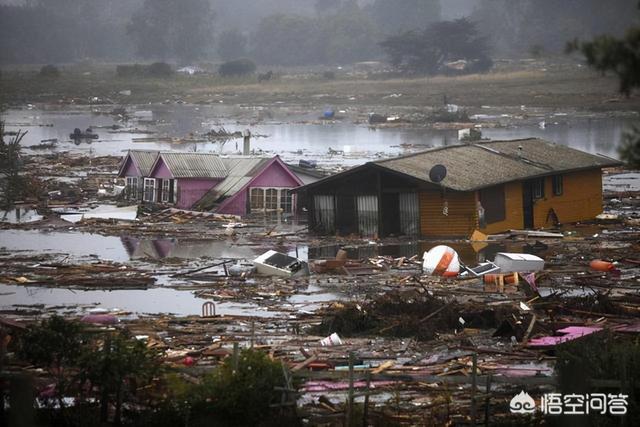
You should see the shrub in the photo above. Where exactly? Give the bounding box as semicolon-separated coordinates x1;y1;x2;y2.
39;64;60;78
147;62;174;77
190;348;294;426
218;58;256;77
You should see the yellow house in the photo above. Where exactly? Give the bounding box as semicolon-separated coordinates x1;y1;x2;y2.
299;139;620;238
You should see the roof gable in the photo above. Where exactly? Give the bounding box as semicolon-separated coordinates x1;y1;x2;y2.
117;150;159;177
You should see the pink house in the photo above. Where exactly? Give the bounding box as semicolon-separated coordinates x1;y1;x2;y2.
117;150;307;216
193;156;304;216
117;150;159;200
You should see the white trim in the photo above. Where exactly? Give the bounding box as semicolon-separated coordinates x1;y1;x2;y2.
161;179;170;203
126;177;138;200
143;178;156;202
249;187;295;212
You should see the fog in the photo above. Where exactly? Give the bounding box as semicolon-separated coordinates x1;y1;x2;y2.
0;0;637;66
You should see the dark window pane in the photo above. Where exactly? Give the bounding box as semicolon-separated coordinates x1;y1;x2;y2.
479;185;506;224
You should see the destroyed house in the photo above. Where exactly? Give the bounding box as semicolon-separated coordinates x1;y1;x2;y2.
297;139;620;238
118;151;305;216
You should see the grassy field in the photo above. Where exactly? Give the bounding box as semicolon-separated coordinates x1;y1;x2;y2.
1;60;639;112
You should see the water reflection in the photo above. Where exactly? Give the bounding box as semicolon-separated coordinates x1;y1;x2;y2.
4;105;634;162
0;283;277;317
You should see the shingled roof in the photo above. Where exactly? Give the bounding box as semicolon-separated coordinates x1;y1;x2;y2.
302;138;621;192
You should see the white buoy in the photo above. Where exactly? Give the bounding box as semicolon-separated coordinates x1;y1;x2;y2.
422;245;460;277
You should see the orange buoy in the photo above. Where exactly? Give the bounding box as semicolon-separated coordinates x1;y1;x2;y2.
590;260;615;272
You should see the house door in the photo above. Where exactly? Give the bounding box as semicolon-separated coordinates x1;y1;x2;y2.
381;193;400;236
336;195;357;235
522;181;534;229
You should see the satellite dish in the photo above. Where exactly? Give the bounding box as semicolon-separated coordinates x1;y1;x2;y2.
429;164;447;183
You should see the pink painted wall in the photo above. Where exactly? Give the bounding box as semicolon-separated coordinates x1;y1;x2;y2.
177;178;221;209
251;160;301;187
120;157;141;177
149;158;173;179
216;159;302;216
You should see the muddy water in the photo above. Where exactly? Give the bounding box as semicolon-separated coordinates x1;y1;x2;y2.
4;105;635;165
0;230;302;261
0;229;542;266
0;283;278;317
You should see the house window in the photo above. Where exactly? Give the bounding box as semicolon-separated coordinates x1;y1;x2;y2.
249;187;295;212
533;178;545;199
161;179;171;203
265;189;278;209
280;190;293;213
126;177;138;200
250;188;264;209
552;175;563;196
479;185;506;224
143;178;156;202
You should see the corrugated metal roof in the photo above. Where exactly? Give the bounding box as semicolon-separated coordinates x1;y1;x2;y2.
158;152;227;178
373;138;620;191
192;157;272;210
127;150;159;176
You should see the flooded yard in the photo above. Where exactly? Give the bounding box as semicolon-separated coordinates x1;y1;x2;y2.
3;105;636;166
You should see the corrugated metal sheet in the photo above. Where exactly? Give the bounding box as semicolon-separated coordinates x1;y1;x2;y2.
357;195;378;237
216;158;271;196
128;150;159;176
313;195;335;233
159;152;227;178
399;192;419;236
190;157;271;210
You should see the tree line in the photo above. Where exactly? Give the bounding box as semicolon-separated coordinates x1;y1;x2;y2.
0;0;637;70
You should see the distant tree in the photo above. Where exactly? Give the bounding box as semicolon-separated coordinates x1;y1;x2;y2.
319;1;379;64
39;64;60;78
217;29;248;61
367;0;440;35
128;0;214;63
218;58;256;77
251;14;324;66
380;18;492;75
472;0;639;57
567;2;640;168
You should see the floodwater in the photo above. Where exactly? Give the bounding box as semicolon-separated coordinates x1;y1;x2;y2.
0;229;544;267
0;283;277;317
4;105;636;166
0;230;303;262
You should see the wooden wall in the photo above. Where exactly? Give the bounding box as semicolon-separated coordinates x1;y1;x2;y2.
481;181;524;234
419;190;477;237
480;169;603;234
420;169;604;237
531;169;603;227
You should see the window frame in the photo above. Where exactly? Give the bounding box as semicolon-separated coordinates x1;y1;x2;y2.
552;175;563;196
161;179;171;203
143;178;156;202
249;187;295;212
126;177;138;200
532;178;545;200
